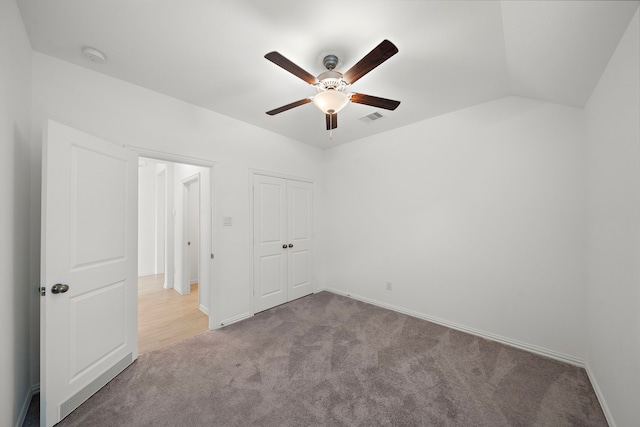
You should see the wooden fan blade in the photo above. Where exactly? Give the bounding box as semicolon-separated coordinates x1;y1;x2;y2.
266;98;312;115
343;40;398;84
350;93;400;110
265;52;317;85
325;113;338;130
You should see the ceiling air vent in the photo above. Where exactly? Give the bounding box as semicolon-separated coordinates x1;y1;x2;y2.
359;111;384;123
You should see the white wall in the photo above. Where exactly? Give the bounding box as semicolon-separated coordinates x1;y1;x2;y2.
29;53;325;360
138;161;158;276
155;164;166;275
323;96;587;361
585;9;640;427
164;163;175;288
0;0;33;425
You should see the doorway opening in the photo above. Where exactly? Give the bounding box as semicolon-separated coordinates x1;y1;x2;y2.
137;157;212;354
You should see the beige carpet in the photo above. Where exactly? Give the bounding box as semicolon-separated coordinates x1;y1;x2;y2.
51;291;606;426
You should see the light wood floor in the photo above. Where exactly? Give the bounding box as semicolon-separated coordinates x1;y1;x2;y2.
138;274;209;355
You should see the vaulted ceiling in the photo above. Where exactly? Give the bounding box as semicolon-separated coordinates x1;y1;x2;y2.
17;0;639;149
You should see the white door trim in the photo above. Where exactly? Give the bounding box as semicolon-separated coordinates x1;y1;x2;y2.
249;169;315;316
126;145;220;330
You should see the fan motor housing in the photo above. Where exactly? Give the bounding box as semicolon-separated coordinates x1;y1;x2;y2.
316;70;348;93
323;54;339;70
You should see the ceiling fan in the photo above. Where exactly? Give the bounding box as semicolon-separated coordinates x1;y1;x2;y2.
265;39;401;133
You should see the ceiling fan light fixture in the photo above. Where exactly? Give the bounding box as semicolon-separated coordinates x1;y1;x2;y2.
313;89;349;114
265;40;400;133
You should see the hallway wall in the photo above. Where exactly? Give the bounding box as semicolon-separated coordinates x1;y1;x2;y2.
0;0;33;425
138;160;160;276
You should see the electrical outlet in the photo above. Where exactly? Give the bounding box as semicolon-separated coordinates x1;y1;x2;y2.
386;281;393;291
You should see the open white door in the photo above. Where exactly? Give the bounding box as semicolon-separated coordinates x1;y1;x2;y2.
40;120;138;426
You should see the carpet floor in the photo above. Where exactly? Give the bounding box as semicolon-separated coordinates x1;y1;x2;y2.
54;291;606;426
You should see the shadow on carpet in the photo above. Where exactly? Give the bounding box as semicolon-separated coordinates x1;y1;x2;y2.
57;291;607;426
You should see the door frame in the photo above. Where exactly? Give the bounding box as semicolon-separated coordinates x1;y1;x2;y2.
129;146;220;330
249;169;315;315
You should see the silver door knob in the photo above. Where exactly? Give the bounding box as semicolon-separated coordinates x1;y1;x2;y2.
51;284;69;294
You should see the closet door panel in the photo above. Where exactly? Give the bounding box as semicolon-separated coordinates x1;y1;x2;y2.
287;180;313;301
253;175;288;312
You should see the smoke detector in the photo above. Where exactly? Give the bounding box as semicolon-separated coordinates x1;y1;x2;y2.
81;46;106;64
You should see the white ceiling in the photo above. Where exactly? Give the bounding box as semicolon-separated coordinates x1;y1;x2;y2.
17;0;639;149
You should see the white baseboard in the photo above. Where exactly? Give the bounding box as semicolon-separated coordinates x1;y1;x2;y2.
321;287;585;367
16;384;39;427
585;363;616;427
173;285;188;295
199;304;209;315
219;312;252;327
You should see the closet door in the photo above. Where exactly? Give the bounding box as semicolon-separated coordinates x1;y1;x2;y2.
253;175;288;312
287;180;313;300
253;174;314;313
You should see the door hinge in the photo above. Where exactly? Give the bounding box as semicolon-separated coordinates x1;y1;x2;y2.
210;253;214;260
39;286;46;296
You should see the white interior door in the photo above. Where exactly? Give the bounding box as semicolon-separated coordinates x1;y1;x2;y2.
41;120;138;427
287;180;313;300
188;180;200;285
253;175;287;312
